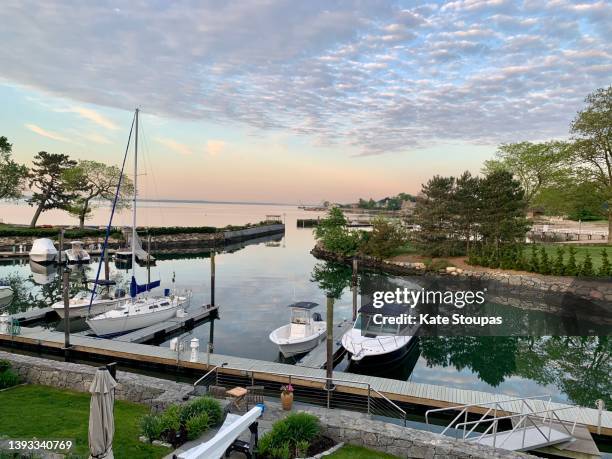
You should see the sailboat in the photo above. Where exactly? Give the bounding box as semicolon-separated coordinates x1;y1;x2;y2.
86;109;189;336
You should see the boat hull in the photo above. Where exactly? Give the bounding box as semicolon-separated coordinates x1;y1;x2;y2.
0;287;13;307
269;323;326;357
52;298;126;319
29;253;58;264
341;328;415;365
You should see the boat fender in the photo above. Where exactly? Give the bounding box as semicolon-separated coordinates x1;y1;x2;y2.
312;312;323;322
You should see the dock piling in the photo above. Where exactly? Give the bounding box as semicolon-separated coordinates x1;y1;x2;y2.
210;250;216;307
325;296;334;389
352;258;358;321
62;266;70;359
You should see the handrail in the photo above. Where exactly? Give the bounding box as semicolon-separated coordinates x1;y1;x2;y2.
454;404;577;429
370;387;407;422
193;362;227;387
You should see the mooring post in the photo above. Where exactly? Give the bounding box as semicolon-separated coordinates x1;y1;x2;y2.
210;250;216;307
147;232;151;285
104;247;109;281
325;295;334;389
62;266;70;359
58;228;64;265
352;258;358;321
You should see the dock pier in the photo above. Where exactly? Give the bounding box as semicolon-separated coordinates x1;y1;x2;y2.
297;319;351;368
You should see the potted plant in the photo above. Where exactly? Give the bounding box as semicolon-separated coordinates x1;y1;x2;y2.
280;384;294;410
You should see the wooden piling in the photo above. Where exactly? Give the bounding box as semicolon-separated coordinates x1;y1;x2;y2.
352;258;358;321
62;267;70;359
210;250;216;307
325;296;334;387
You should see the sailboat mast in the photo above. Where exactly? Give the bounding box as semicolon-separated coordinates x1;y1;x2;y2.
132;108;139;282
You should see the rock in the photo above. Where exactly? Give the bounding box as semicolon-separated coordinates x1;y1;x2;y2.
445;266;457;273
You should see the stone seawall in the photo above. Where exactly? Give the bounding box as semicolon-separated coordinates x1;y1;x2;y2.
311;244;612;310
0;351;194;411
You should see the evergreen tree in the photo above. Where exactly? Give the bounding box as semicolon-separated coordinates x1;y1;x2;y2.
599;249;611;277
580;253;594;277
539;247;551;274
515;245;527;270
528;244;540;272
553;246;565;276
566;246;578;276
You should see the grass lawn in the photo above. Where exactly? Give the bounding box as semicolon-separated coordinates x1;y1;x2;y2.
539;244;612;272
327;444;399;458
0;385;169;459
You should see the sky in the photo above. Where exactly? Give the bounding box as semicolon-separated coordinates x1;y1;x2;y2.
0;0;610;204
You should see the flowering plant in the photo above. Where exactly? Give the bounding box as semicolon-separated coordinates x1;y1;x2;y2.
280;384;294;394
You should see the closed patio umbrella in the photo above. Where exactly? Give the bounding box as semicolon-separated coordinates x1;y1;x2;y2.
88;367;117;459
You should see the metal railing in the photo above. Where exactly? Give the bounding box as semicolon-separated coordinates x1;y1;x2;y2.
193;364;407;425
426;395;580;451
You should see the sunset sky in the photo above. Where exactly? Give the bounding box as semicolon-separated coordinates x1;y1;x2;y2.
1;0;610;204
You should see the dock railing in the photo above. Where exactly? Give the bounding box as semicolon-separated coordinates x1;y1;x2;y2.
426;395;581;451
193;364;407;425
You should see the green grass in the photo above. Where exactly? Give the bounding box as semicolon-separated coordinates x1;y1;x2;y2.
327;444;399;458
0;385;169;459
388;242;418;258
539;244;612;272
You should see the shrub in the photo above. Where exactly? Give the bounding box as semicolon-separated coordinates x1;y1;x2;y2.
553;247;565;276
185;412;210;440
528;244;539;272
159;404;181;435
0;359;11;373
580;253;594;277
0;369;20;389
538;247;551;275
179;396;222;427
566;246;578;276
139;414;164;441
599;249;611;277
258;412;320;459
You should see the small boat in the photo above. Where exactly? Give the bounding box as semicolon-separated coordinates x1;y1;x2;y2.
64;241;90;264
341;300;417;364
86;293;189;336
0;284;13;307
52;286;127;319
115;228;155;265
269;301;326;357
29;238;58;264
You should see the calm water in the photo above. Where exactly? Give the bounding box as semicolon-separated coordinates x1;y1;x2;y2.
1;201;610;408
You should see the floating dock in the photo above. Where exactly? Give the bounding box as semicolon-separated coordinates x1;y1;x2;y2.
1;326;610;437
6;307;56;325
296;319;351;369
112;304;218;343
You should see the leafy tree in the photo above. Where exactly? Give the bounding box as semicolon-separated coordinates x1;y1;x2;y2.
314;208;360;256
64;160;133;229
27;152;77;227
0;136;28;200
599;249;611;277
568;86;612;243
483;141;571;204
553;246;565;276
580;253;594;277
566;246;578;276
310;261;352;300
360;217;407;259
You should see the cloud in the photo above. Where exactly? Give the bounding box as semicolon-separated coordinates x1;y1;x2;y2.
206;140;226;156
62;106;119;130
25;123;70;142
154;137;193;156
2;1;611;155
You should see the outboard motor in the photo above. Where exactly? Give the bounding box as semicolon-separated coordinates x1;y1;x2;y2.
114;288;126;299
164;288;170;297
312;312;323;322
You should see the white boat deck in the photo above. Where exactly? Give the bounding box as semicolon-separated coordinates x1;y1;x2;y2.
1;326;610;436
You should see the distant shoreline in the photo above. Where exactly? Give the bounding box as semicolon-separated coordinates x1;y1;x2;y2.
2;197;304;207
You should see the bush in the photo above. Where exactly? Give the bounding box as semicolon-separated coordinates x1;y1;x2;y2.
0;369;20;389
179;396;222;427
0;360;11;373
553;247;565;276
159;405;181;437
185;412;210;440
566;246;578;276
538;247;551;275
258;412;320;459
599;249;611;277
139;414;164;441
580;253;594;277
528;244;539;272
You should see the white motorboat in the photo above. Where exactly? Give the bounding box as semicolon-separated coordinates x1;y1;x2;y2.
85;109;190;336
0;285;13;307
64;241;91;264
86;293;188;336
29;260;57;285
29;238;58;264
341;301;417;364
269;301;326;357
52;287;128;319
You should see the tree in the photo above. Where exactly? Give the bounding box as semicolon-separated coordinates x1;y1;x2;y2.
0;136;28;200
360;217;407;259
314;208;360;256
64;160;133;229
27;152;77;227
453;171;480;254
569;86;612;243
599;249;611;277
483;141;571;204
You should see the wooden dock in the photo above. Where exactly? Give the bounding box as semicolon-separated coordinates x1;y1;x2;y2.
1;326;610;437
112;304;218;343
296;320;351;369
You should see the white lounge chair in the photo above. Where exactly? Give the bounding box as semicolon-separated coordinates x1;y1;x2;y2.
176;404;264;459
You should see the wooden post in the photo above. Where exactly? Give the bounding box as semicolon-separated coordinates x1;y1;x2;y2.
325;296;334;388
147;232;151;286
58;229;64;265
210;251;216;307
352;258;358;321
62;267;70;359
104;248;110;281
